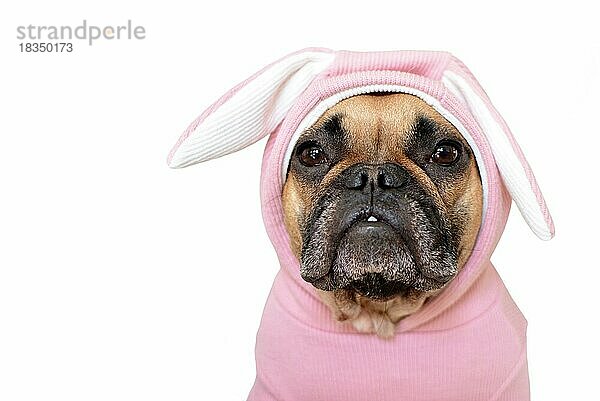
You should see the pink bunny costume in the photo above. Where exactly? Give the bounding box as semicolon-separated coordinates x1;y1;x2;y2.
168;49;554;401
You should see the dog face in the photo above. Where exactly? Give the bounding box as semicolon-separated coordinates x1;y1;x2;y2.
282;93;483;305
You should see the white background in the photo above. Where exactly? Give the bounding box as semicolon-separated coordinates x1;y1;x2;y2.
0;1;598;400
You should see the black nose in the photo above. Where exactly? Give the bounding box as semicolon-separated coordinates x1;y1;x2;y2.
343;163;407;191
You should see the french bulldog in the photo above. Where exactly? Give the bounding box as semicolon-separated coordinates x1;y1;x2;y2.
167;49;554;401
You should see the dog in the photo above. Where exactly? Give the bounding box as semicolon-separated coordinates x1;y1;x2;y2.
168;49;554;401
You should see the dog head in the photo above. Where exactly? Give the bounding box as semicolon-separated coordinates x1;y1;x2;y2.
282;93;483;301
167;49;554;334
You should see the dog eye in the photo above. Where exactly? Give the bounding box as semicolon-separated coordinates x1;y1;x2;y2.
298;143;327;167
430;141;460;166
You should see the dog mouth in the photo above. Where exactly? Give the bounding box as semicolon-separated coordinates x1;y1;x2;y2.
300;205;458;299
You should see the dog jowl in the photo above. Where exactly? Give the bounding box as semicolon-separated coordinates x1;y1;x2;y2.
282;93;483;331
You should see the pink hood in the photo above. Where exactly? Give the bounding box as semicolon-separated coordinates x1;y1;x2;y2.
168;49;554;401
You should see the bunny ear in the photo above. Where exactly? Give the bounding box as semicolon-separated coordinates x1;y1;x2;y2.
442;63;554;240
167;49;335;169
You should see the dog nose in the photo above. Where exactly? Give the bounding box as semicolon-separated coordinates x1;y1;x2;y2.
343;163;407;191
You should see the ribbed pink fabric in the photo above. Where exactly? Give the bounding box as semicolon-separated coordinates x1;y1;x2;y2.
248;51;531;400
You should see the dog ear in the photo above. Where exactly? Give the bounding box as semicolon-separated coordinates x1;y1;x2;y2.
167;48;334;169
442;59;554;240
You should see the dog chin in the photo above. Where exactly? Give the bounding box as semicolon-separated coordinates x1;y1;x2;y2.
304;219;457;299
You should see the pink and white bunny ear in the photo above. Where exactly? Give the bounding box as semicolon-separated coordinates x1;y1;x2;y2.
167;49;335;169
442;59;555;240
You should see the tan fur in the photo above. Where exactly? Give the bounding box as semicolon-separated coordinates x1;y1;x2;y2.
282;93;483;337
